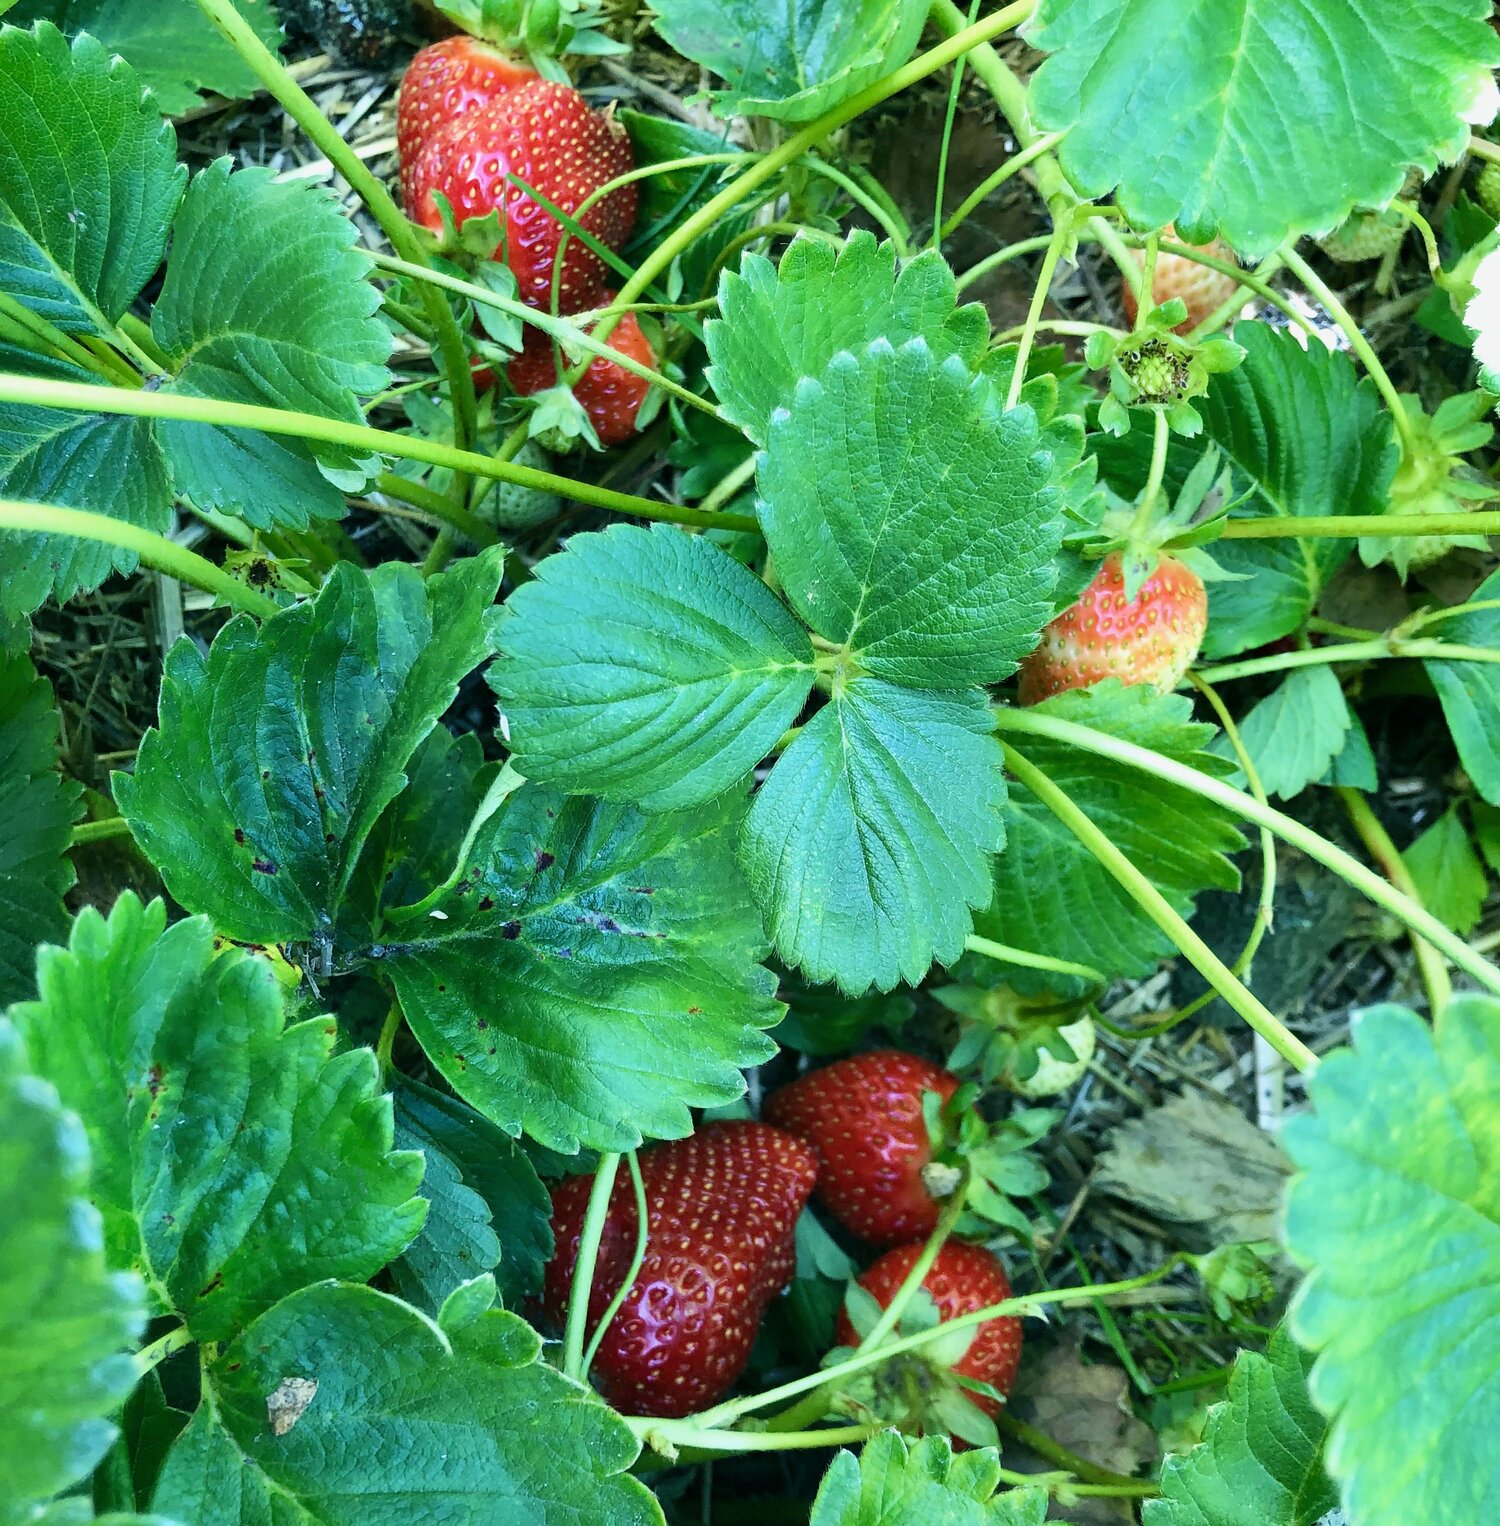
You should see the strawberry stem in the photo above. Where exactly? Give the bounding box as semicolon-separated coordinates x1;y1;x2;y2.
1194;636;1500;684
940;132;1069;243
1218;510;1500;540
133;1323;193;1376
1127;408;1171;542
562;1151;622;1380
1006;216;1072;411
963;934;1104;984
580;1150;648;1379
856;1190;969;1356
994;707;1500;1001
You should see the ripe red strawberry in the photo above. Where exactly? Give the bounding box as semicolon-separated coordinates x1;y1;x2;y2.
405;78;637;313
1016;551;1207;704
764;1050;960;1247
396;36;538;205
507;298;655;446
1122;228;1241;333
836;1241;1023;1422
542;1121;818;1417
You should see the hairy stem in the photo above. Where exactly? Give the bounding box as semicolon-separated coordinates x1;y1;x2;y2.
582;1151;649;1379
563;1153;622;1379
964;933;1104;983
70;816;134;847
1220;511;1500;540
1194;637;1500;685
134;1324;193;1375
1007;216;1072;409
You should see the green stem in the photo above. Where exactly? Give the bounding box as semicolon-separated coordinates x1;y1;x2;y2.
0;376;756;534
1154;239;1314;336
117;312;174;374
374;470;467;521
1220;512;1500;540
187;0;478;471
932;0;982;250
999;741;1317;1071
803;158;913;251
1470;135;1500;165
995;1412;1154;1491
1337;787;1452;1015
1387;200;1442;280
0;292;137;385
134;1324;193;1375
581;1151;649;1379
942;132;1070;242
629;1419;882;1454
1134;233;1160;329
1279;243;1417;457
1194;637;1500;685
993;707;1500;1000
0;500;277;618
956;234;1060;292
70;817;133;847
696;455;758;516
1007;216;1072;409
1128;408;1171;540
563;1153;622;1380
860;1191;967;1353
1188;252;1282;341
963;933;1104;983
374;1000;403;1077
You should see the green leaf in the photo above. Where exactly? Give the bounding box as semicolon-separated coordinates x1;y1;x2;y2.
1469;244;1500;394
984;683;1244;992
1212;666;1352;800
1424;568;1500;804
1096;324;1397;658
1025;0;1500;258
391;1078;552;1311
494;523;814;811
0;354;173;617
151;160;392;527
381;783;781;1153
1403;805;1488;935
706;233;989;446
1284;996;1500;1526
0;21;184;332
10;0;286;114
10;894;426;1342
1319;710;1377;791
649;0;927;123
741;680;1006;993
1144;1324;1334;1526
151;1283;662;1524
0;648;80;1004
115;553;504;945
759;337;1062;686
809;1429;1027;1525
0;1019;144;1524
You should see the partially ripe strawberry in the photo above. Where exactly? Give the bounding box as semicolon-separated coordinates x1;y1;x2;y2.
406;78;637;312
507;298;655;447
764;1050;960;1247
1122;229;1241;333
1017;551;1207;704
542;1121;818;1418
836;1241;1023;1422
396;36;538;205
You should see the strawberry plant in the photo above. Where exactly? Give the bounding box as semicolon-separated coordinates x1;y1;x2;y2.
3;0;1500;1522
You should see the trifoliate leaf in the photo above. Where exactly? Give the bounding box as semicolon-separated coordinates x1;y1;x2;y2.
10;1;286;114
0;21;184;332
1144;1324;1334;1526
649;0;927;123
1096;324;1397;658
1025;0;1500;258
391;1078;552;1311
1284;997;1500;1526
706;233;989;445
381;782;781;1153
151;161;392;527
115;552;504;946
1403;805;1488;936
11;895;426;1341
0;353;173;617
758;337;1062;687
809;1430;1030;1525
1423;568;1500;805
1211;666;1352;799
741;681;1006;994
0;1020;144;1524
494;523;814;812
151;1283;662;1525
0;648;80;1004
985;683;1243;993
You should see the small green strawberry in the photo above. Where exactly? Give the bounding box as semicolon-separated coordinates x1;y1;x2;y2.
1477;160;1500;220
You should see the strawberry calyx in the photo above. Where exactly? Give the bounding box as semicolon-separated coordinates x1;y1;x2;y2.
1086;315;1244;438
433;0;625;77
935;983;1098;1100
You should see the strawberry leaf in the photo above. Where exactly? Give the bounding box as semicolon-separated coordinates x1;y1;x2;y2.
0;647;81;1004
1283;996;1500;1526
649;0;927;124
381;783;781;1153
151;160;392;527
115;552;504;946
1209;666;1353;800
758;336;1062;687
9;895;427;1342
985;683;1243;993
391;1079;552;1311
1423;568;1500;805
1025;0;1500;258
741;681;1006;994
1468;245;1500;395
1402;805;1488;936
1097;325;1397;659
0;21;184;334
706;233;989;446
10;0;286;114
493;523;815;812
1143;1324;1334;1526
0;1020;144;1520
151;1284;661;1524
